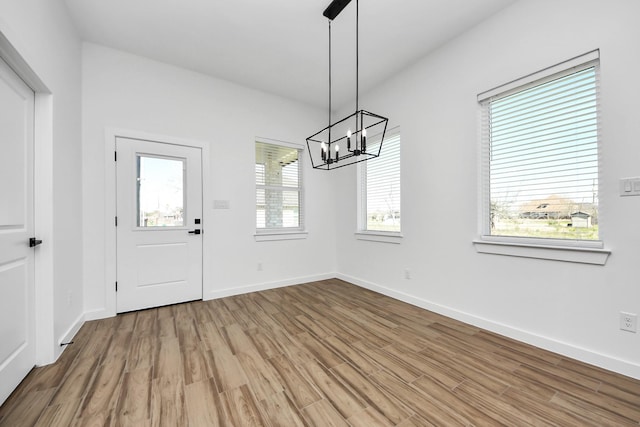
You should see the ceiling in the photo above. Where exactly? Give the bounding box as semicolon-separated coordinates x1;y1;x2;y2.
64;0;516;110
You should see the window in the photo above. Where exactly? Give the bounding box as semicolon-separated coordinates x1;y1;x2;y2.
255;140;303;234
479;52;601;245
137;155;184;227
358;128;401;235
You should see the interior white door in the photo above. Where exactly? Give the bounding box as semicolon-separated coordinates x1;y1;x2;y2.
116;137;203;313
0;57;35;405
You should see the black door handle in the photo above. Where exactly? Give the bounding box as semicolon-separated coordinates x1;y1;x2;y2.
188;229;201;235
29;237;43;247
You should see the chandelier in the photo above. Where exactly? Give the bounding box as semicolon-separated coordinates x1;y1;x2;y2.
306;0;388;170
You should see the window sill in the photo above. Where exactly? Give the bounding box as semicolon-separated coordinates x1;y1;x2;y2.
255;231;308;242
355;231;403;244
473;239;610;265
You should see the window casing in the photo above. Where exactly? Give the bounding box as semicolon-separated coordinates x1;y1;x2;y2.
479;52;601;248
358;128;401;236
255;140;303;234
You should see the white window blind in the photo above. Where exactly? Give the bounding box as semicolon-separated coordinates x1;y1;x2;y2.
479;54;600;242
360;129;401;233
255;141;303;232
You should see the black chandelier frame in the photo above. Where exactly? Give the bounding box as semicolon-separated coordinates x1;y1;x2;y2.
306;0;389;171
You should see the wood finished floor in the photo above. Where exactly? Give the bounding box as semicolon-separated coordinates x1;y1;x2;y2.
1;279;639;426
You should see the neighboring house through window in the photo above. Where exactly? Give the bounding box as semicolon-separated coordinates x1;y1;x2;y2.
255;140;304;234
479;51;601;246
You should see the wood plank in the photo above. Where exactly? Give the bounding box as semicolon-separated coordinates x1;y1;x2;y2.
77;359;126;419
184;378;222;427
33;401;80;427
347;406;394;427
210;346;248;392
223;323;259;355
302;399;349;427
236;350;284;402
0;388;56;427
153;337;183;380
49;356;99;405
452;380;548;426
297;332;345;369
246;329;284;360
370;370;465;425
412;375;499;426
268;354;322;409
133;309;157;337
323;335;379;375
259;391;306;427
219;384;268;427
101;330;132;365
115;367;153;423
352;341;422;383
301;360;365;418
182;347;214;386
150;375;187;427
550;391;640;426
126;335;156;372
331;362;412;425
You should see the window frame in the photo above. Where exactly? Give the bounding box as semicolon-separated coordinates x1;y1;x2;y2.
356;127;402;244
474;50;610;264
254;138;307;242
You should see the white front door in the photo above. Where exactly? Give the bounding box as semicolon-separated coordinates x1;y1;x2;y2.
0;57;36;405
116;137;203;313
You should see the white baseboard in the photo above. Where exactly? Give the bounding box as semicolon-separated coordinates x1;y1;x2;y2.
337;273;640;380
84;308;115;321
205;273;335;300
47;312;86;366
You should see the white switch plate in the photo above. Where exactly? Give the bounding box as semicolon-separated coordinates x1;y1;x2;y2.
619;178;640;196
620;312;637;333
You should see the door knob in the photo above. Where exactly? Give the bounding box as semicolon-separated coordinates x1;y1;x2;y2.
188;229;201;235
29;237;43;247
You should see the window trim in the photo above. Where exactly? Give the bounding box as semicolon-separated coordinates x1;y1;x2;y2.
356;127;402;241
255;137;306;240
355;231;403;244
476;50;609;264
473;239;610;265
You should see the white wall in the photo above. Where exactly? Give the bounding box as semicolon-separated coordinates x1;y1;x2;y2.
335;0;640;379
0;0;83;362
82;44;337;318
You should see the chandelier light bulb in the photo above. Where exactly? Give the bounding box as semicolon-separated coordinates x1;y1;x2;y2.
362;128;367;153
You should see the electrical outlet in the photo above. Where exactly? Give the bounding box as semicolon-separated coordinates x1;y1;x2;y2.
404;269;411;280
257;262;263;271
620;312;637;333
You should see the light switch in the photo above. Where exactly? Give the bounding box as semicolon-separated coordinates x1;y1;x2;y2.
213;200;230;209
620;177;640;196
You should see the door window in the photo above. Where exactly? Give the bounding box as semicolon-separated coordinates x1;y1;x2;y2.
136;155;185;227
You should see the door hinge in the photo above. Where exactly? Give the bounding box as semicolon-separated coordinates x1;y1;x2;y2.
115;216;118;226
114;151;117;161
115;281;118;292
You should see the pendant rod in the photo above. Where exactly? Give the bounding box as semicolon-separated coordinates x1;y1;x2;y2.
328;19;332;157
355;0;359;114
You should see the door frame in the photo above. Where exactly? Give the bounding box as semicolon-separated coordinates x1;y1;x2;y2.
104;128;211;317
